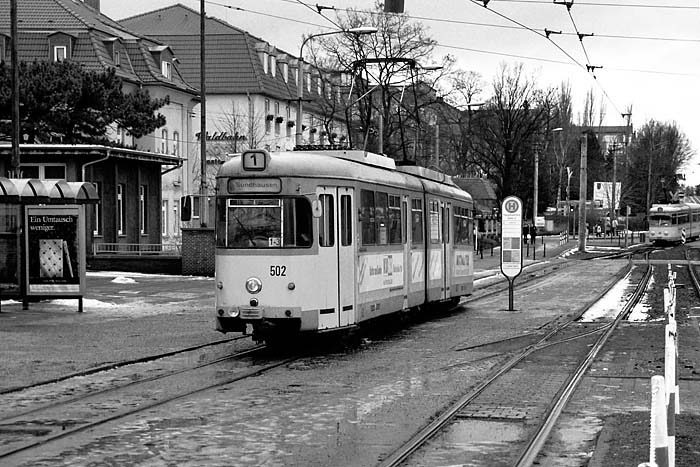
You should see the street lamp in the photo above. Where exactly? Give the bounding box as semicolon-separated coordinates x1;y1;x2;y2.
295;27;377;147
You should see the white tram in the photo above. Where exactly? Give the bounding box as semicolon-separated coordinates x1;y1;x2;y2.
648;202;700;244
214;148;475;342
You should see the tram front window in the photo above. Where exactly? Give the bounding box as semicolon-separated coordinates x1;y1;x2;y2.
649;214;671;227
217;197;312;248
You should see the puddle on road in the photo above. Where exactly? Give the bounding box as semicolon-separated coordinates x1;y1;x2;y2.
406;419;524;466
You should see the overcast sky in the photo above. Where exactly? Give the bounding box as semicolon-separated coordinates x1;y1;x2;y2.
103;0;700;184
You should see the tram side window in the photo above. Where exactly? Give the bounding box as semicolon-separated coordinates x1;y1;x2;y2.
429;199;441;244
375;192;389;245
388;195;402;244
340;194;352;246
360;189;376;245
411;199;423;245
319;194;335;247
454;206;472;245
677;214;688;225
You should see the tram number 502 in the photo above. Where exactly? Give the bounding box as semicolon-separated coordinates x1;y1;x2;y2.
270;265;287;276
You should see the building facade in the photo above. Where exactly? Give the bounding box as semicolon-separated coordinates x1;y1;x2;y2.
0;0;200;250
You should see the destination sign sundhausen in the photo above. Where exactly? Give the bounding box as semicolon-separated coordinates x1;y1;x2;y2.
501;196;523;279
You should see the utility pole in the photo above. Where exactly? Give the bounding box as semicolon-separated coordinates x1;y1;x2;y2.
10;0;21;177
578;133;588;253
199;0;208;227
533;143;539;227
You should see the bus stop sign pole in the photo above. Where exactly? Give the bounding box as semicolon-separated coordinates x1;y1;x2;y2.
500;196;523;311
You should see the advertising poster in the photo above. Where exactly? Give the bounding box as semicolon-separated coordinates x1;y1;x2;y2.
25;206;85;295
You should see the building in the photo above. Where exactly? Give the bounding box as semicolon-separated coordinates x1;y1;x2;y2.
119;3;349;179
0;0;200;249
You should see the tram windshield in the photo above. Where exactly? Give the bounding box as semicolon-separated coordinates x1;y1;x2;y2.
216;197;313;248
649;213;672;227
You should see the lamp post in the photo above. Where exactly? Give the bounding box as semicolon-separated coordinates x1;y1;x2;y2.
295;27;377;148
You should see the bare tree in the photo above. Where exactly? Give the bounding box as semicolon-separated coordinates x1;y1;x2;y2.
312;1;456;160
467;63;556;213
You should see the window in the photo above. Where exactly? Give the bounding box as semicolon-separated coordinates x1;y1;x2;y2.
306;72;311;92
161;61;172;80
265;99;271;133
429;199;441;243
454;206;472;245
54;46;67;62
162;200;168;236
270;55;276;77
172;131;179;156
283;62;288;82
140;185;148;234
443;206;450;243
388;195;402;244
20;163;66;179
375;192;388;245
262;53;269;74
117;184;125;236
216;197;312;249
114;50;120;67
173;200;180;235
161;129;168;154
319;194;335;247
93;182;102;236
360;189;376;245
341;194;352;246
286;106;292;137
274;102;281;135
411;199;424;245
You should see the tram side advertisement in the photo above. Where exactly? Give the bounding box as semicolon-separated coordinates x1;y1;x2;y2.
24;205;85;295
500;196;523;280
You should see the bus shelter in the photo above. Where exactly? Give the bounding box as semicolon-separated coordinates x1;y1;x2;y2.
0;178;99;312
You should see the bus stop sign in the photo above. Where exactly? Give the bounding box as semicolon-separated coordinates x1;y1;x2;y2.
501;196;523;280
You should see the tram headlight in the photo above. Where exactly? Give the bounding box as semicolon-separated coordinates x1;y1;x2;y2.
245;277;263;294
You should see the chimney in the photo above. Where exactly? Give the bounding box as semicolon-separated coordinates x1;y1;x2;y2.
82;0;100;12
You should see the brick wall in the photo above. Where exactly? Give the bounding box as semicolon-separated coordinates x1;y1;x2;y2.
181;228;215;276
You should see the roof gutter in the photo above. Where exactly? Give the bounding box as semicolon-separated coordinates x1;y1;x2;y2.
81;148;111;181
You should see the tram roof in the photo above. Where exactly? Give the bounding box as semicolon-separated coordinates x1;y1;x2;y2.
218;149;472;201
650;202;700;212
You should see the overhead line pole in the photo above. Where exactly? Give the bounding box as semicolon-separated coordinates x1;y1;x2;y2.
10;0;21;177
578;133;588;252
200;0;208;227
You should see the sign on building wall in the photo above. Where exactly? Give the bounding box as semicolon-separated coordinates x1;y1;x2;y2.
25;205;86;296
593;181;621;209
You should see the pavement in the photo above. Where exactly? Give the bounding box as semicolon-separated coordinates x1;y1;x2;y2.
0;235;593;393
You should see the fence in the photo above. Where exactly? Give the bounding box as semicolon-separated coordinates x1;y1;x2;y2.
639;265;679;467
93;242;181;256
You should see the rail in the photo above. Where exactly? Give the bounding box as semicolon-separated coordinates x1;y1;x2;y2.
92;242;181;256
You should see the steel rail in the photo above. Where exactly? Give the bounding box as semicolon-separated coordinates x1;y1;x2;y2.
514;259;652;466
0;341;262;422
378;259;644;467
0;345;298;461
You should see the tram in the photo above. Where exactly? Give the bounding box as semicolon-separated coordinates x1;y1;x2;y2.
648;201;700;244
213;148;475;342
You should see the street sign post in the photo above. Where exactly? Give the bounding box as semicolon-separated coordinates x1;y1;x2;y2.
501;196;523;311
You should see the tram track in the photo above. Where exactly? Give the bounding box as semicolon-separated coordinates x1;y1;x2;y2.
377;257;653;467
0;344;303;463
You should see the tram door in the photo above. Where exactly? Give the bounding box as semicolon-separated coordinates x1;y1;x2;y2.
316;186;356;329
442;202;452;300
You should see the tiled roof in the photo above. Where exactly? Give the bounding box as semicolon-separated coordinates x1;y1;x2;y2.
119;3;318;106
454;177;498;207
0;0;197;96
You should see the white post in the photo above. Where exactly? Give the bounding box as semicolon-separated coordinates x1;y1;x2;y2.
650;375;669;467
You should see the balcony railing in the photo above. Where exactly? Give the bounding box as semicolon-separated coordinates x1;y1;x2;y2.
93;243;181;256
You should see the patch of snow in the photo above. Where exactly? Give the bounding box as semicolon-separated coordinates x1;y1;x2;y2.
111;276;136;284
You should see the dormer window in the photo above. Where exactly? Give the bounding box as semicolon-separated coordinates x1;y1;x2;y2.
270;55;276;77
161;61;172;80
317;76;322;95
261;52;269;74
282;63;288;82
48;32;74;61
114;50;121;67
54;46;67;62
